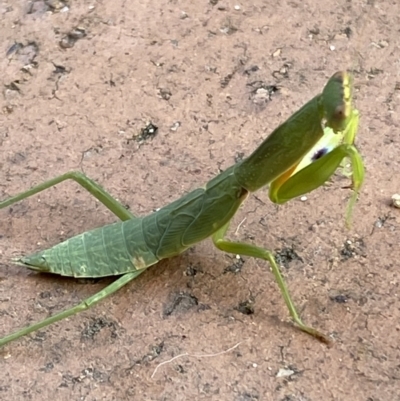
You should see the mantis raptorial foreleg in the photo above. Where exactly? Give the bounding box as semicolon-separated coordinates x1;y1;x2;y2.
271;142;364;225
269;108;362;225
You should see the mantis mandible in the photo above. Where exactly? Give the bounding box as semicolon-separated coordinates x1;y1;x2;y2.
0;71;364;347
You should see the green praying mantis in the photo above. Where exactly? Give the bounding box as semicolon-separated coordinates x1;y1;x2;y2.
0;71;364;347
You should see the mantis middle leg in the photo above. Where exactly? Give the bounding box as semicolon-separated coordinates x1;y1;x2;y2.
212;222;332;345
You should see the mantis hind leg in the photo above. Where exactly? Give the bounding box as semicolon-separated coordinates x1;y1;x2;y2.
0;171;135;221
212;223;332;345
0;171;140;346
0;270;146;347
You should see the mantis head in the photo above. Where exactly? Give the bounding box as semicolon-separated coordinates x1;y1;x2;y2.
321;71;354;133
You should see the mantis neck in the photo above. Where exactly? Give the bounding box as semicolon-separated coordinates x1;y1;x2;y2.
233;95;325;193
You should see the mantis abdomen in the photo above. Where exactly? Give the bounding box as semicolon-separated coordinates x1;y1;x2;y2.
20;165;248;277
21;219;159;277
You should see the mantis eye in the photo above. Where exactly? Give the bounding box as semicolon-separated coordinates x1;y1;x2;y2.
334;104;346;120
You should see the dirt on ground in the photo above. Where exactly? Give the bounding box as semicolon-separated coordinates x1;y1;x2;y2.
0;1;399;400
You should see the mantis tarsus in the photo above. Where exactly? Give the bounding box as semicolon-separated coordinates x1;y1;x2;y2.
0;71;364;347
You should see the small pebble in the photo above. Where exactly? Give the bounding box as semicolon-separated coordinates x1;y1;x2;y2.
277;368;295;377
392;194;400;208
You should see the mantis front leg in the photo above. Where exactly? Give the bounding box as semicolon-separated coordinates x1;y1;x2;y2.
269;110;364;227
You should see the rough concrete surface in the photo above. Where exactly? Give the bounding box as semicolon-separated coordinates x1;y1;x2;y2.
0;0;399;400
